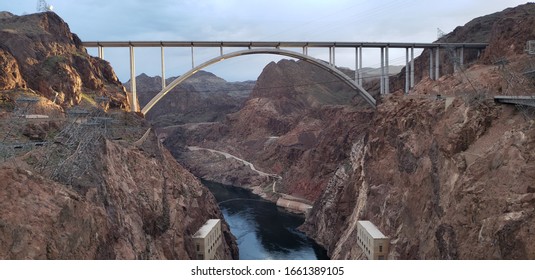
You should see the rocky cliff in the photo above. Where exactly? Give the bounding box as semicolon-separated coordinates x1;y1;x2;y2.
0;126;238;259
163;3;535;259
301;4;535;259
0;11;238;259
390;3;535;94
0;11;127;108
126;71;254;126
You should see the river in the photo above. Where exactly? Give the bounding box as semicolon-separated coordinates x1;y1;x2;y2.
203;180;328;260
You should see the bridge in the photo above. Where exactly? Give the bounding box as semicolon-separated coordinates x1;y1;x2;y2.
82;41;488;114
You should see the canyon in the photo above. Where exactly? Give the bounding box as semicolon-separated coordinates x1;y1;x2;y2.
157;3;535;259
1;3;535;260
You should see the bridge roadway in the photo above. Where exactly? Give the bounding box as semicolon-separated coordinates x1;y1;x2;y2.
82;41;488;114
494;95;535;107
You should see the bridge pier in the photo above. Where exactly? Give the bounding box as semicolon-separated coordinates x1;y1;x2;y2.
429;48;434;80
410;47;415;88
191;45;195;68
97;45;104;59
459;47;464;68
129;45;139;112
405;48;409;94
380;47;385;94
385;45;389;95
161;46;166;89
355;46;363;86
435;47;440;79
358;46;363;86
405;46;415;94
329;46;336;66
454;47;464;73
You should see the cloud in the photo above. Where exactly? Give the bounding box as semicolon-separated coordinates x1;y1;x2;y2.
4;0;531;81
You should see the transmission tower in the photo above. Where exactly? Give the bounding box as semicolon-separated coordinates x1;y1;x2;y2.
36;0;53;12
437;28;446;40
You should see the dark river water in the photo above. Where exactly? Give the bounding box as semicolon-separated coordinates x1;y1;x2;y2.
203;180;329;260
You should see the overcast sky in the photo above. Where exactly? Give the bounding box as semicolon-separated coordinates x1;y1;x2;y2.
4;0;530;82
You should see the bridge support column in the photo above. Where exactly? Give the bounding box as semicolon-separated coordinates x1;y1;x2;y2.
97;46;104;59
355;47;362;85
405;48;409;94
385;45;389;94
333;45;336;66
329;46;335;66
129;45;139;112
191;45;195;68
435;47;440;80
161;46;166;89
459;47;464;69
380;47;385;94
410;47;415;88
429;48;434;80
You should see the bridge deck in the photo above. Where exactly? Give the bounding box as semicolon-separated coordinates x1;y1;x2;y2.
82;41;488;49
494;95;535;107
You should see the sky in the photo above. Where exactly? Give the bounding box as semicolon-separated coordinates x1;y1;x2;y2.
3;0;531;82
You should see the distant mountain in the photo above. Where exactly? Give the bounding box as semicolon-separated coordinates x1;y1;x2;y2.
124;71;255;126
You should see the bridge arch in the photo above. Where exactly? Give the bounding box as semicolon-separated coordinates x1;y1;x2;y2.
140;48;376;115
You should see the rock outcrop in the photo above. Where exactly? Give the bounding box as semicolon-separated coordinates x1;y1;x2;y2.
0;11;238;260
302;93;535;260
0;121;238;259
127;71;254;126
390;3;535;94
0;11;127;108
301;3;535;259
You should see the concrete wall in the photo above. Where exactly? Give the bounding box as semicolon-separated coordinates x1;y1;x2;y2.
356;221;389;260
193;219;222;260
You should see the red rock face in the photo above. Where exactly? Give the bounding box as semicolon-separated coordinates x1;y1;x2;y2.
0;134;238;259
0;49;26;90
0;12;127;108
302;95;535;259
158;3;535;260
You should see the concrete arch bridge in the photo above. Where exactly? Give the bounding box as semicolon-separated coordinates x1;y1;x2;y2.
82;41;488;115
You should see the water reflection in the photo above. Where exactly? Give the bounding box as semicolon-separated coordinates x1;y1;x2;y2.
203;180;328;260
